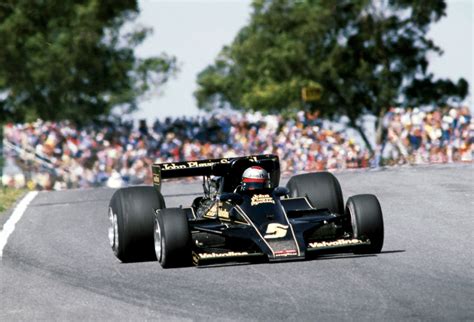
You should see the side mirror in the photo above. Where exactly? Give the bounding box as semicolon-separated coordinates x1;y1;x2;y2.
273;186;289;197
218;193;244;205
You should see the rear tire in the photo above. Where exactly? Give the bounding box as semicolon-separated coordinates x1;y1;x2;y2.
345;194;384;254
108;186;165;262
286;172;344;214
154;208;192;268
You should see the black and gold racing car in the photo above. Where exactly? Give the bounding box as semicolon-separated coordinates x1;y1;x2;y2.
108;154;384;268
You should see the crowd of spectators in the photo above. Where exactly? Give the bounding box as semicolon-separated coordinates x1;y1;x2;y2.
2;106;472;190
378;106;472;165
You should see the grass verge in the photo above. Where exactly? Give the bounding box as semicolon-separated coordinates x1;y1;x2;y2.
0;187;27;214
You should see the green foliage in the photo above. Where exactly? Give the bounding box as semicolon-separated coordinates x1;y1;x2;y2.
195;0;468;136
0;187;26;213
0;0;177;123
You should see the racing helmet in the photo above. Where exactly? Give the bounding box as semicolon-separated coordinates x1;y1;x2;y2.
241;166;270;191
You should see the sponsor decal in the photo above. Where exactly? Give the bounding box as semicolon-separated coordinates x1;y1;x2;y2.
203;204;218;218
203;203;230;219
161;158;230;170
308;239;366;249
186;160;229;168
219;208;230;219
274;249;298;257
251;194;275;206
264;223;288;239
162;163;187;170
198;251;249;259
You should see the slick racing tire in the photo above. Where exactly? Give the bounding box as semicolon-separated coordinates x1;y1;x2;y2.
154;208;192;268
108;186;166;263
286;172;344;215
345;194;384;254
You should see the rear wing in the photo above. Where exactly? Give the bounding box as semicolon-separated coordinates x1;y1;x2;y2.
151;154;280;192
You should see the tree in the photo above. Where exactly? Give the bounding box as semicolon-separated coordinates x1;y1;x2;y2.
195;0;468;152
0;0;178;186
0;0;178;123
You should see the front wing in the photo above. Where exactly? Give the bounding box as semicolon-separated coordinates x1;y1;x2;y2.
189;216;371;266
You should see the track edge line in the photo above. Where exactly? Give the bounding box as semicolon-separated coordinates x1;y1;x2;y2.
0;191;38;258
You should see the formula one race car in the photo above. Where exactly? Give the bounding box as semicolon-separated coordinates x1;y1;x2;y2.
108;154;384;268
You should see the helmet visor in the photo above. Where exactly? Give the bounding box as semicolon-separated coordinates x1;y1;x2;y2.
242;177;266;190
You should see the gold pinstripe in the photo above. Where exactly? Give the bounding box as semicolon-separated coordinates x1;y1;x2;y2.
279;200;302;256
235;205;276;257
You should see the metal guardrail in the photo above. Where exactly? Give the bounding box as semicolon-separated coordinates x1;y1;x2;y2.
2;139;72;189
2;139;66;174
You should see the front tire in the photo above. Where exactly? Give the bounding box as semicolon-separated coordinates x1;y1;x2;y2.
108;186;165;262
345;194;384;254
286;172;344;214
155;208;192;268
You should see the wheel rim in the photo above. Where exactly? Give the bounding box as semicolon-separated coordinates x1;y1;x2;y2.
154;218;162;262
108;207;119;250
347;202;358;238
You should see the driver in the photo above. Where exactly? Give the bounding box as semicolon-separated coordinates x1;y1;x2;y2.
241;166;270;191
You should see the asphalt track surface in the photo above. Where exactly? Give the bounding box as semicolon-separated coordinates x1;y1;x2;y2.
1;164;473;321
